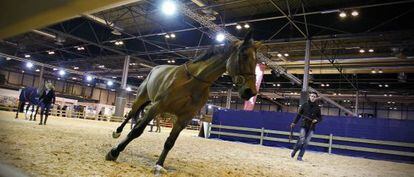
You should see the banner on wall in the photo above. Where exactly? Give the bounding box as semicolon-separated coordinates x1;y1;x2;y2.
243;64;265;110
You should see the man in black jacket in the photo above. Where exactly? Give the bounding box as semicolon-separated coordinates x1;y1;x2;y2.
290;92;322;161
39;82;56;125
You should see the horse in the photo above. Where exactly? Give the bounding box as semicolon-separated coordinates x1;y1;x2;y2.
15;87;40;120
105;32;261;173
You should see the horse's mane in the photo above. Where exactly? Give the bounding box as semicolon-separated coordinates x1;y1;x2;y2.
193;43;235;63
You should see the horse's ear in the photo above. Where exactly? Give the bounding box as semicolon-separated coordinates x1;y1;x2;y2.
242;30;253;46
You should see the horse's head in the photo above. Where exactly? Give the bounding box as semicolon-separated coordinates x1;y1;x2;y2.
226;31;262;100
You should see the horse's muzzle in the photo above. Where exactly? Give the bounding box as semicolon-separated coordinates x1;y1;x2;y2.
241;88;256;100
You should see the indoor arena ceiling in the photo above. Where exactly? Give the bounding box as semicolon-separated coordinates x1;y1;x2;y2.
0;0;414;99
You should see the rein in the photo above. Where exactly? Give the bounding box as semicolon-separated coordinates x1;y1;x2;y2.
184;62;213;84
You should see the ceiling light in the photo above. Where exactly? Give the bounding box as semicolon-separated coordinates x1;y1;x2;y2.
98;65;105;68
72;77;77;80
47;51;55;55
384;84;389;87
59;70;65;76
351;10;359;17
112;76;117;79
165;34;170;38
215;33;225;42
277;83;281;87
368;49;374;53
273;84;276;87
321;84;325;87
326;84;330;87
379;84;383;87
107;81;113;86
359;49;365;53
73;66;79;70
236;24;242;30
35;69;40;72
26;62;33;68
384;94;388;97
277;53;282;57
53;68;58;71
161;0;177;16
86;75;93;81
76;46;85;51
21;70;25;73
126;87;132;92
371;69;376;74
244;24;250;29
6;57;11;60
284;53;289;57
378;69;383;74
170;33;176;38
339;12;347;18
24;54;31;58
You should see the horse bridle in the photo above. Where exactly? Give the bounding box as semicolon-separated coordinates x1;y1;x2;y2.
228;46;256;87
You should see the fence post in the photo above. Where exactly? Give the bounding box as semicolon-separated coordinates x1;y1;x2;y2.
329;133;333;154
260;127;264;145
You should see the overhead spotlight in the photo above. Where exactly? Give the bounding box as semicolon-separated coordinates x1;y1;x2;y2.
73;66;79;70
107;81;113;86
165;34;170;38
384;84;389;88
244;23;250;29
284;53;289;57
75;46;85;51
26;62;33;68
24;54;31;58
171;59;175;63
321;83;325;87
215;33;225;42
57;77;61;80
170;33;176;38
338;93;342;96
58;70;65;76
277;53;282;57
379;84;383;87
371;69;376;74
378;69;383;74
339;11;347;18
161;0;177;16
6;57;12;60
273;84;276;87
114;41;124;46
389;94;392;97
359;49;365;53
333;93;337;96
326;84;330;87
21;70;25;73
384;94;388;97
277;83;281;87
53;68;58;71
351;10;359;17
35;69;40;72
98;65;105;68
126;86;132;92
86;75;93;81
236;24;242;30
368;49;374;53
72;77;77;80
47;51;55;55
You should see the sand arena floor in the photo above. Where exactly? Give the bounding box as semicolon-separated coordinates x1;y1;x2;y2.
0;111;413;177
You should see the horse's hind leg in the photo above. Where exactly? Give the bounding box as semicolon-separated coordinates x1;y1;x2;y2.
24;103;30;120
113;85;150;138
106;103;159;161
29;104;35;120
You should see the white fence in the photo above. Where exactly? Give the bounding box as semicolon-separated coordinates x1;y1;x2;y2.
208;124;414;157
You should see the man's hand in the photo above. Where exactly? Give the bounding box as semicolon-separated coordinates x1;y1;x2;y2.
290;123;295;128
312;119;318;123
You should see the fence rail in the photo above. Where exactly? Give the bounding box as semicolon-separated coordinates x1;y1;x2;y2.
209;124;414;157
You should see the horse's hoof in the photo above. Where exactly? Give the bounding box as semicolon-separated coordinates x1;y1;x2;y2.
105;150;118;161
112;131;121;139
153;164;167;176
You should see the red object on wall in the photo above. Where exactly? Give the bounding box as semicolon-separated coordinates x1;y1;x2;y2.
243;64;265;110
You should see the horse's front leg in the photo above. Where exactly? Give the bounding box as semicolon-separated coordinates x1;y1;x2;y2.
106;103;159;161
154;115;190;174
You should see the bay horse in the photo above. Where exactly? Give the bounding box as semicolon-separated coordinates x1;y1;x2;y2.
15;87;40;120
106;32;261;173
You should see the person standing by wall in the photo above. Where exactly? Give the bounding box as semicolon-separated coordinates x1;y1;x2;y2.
290;92;322;161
